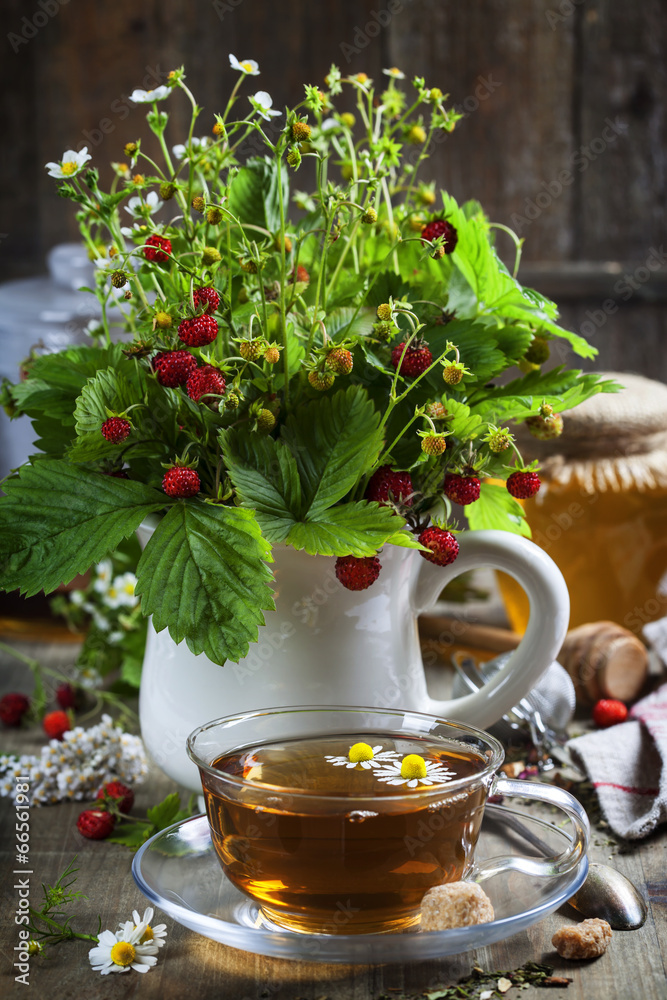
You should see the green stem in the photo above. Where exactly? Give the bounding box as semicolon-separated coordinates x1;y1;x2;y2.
275;152;290;407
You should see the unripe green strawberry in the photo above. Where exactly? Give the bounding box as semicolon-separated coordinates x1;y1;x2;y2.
308;370;335;391
524;336;550;365
376;303;392;322
264;346;281;365
201;246;222;265
325;348;353;375
225;390;241;410
207;207;223;224
426;401;447;420
240;258;258;273
160;181;176;200
192;196;205;213
442;362;465;385
407;124;427;144
487;428;513;453
361;207;377;224
111;270;127;288
372;321;396;343
239;339;265;362
291;121;311;142
256;408;276;433
421;433;447;456
526;412;564;439
154;310;172;329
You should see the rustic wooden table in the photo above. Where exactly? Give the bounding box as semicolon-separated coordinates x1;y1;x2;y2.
1;640;666;1000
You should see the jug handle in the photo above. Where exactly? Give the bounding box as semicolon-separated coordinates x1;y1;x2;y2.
410;530;569;730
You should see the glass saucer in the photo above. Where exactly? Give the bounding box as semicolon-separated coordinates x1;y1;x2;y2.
132;805;588;964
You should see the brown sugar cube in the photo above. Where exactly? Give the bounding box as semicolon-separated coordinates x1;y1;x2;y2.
552;918;612;960
420;881;494;931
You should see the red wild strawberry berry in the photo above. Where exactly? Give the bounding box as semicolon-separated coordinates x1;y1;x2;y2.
418;526;459;566
391;342;433;377
291;265;310;284
153;349;198;387
444;473;481;506
0;693;30;727
101;417;131;444
365;466;413;507
335;555;382;591
178;315;219;347
143;234;172;263
76;809;116;841
592;699;628;728
421;219;458;253
43;710;71;741
506;471;541;499
186;365;226;407
56;683;77;710
96;780;135;814
162;466;201;498
193;286;220;315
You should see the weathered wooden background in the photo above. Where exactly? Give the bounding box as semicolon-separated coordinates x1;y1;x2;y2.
1;0;665;377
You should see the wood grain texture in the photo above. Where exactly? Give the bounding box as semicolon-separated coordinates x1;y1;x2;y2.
1;641;666;999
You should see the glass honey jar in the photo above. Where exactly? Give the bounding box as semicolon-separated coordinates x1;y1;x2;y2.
498;372;667;636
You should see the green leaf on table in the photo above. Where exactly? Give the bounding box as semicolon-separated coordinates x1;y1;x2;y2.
466;482;531;537
227;156;288;233
107;823;154;848
286;501;410;557
135;502;275;665
146;792;186;831
0;462;166;596
281;385;384;517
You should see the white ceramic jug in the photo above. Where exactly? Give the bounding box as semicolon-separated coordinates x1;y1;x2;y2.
136;525;569;791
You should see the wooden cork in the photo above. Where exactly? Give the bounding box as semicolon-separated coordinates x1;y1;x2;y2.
557;621;649;704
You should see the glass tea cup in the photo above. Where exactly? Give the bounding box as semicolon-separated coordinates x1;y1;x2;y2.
187;706;589;935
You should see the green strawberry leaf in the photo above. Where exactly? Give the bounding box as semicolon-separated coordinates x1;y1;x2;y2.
135;502;275;665
472;369;620;423
227;156;288;233
286;500;409;557
466;482;531;537
68;367;141;461
107;823;154;848
146;792;185;830
221;430;300;543
281;385;384;517
439;397;484;441
0;461;166;597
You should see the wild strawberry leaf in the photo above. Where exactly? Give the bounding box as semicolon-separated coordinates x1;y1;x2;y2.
471;369;621;423
220;430;300;543
68;368;141;462
0;461;166;596
227;156;289;234
135;502;275;665
439;397;484;441
281;385;384;517
465;482;531;537
285;500;413;557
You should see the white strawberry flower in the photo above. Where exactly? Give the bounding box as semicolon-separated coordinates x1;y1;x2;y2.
229;54;260;75
105;573;138;610
125;191;163;218
129;86;171;104
93;559;114;594
383;67;406;79
249;91;281;121
172;136;209;161
45;147;92;179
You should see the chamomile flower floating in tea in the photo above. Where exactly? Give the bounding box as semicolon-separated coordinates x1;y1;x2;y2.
374;753;456;788
324;742;399;769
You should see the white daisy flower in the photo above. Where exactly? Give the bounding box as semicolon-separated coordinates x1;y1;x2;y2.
374;753;456;789
124;191;163;218
229;53;260;76
127;908;168;949
383;67;406;79
92;610;111;632
172;135;209;161
249;91;281;121
129;86;171;104
324;742;400;770
89;922;158;975
45;147;92;179
105;573;138;610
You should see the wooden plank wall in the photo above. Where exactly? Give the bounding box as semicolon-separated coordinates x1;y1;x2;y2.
1;0;665;378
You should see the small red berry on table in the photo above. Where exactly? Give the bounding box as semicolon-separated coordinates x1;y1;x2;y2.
43;710;71;741
592;699;628;728
0;693;30;727
76;809;116;840
96;780;135;814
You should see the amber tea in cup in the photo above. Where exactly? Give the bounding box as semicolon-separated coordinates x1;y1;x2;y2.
188;707;589;935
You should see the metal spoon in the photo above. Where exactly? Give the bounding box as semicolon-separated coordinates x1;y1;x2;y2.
486;804;647;930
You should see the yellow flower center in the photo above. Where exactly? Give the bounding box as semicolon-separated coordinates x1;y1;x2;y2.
123;582;135;595
108;588;117;599
356;73;368;83
110;941;136;967
240;61;254;72
348;742;374;763
61;161;78;176
400;754;427;780
139;925;154;943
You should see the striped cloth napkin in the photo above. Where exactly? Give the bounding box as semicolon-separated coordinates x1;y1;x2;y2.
567;683;667;839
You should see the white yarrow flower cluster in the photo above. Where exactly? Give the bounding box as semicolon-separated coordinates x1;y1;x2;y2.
0;715;148;806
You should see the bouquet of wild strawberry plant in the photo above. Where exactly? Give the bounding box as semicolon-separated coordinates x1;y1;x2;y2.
0;60;617;665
